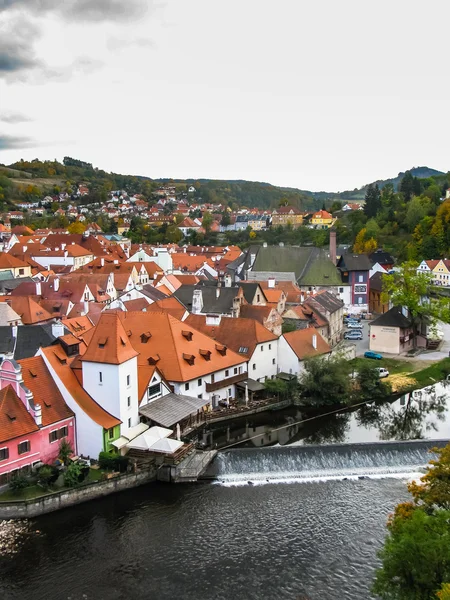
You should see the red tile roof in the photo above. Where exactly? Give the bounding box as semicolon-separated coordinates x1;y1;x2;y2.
0;385;39;443
82;313;139;365
283;328;331;359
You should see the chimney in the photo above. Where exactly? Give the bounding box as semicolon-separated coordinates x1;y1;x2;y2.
300;293;305;303
22;246;27;253
312;334;317;350
329;230;337;266
83;300;89;315
101;257;104;267
216;287;221;298
34;404;42;427
61;243;66;250
54;277;59;291
51;319;65;338
192;289;203;314
224;274;232;288
268;278;275;289
35;281;42;296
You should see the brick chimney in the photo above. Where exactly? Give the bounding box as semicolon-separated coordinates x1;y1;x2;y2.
329;230;337;265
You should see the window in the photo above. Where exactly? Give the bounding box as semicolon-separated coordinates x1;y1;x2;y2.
198;378;202;386
128;418;131;428
148;383;161;399
272;358;276;365
198;394;202;399
354;284;367;294
225;370;229;377
211;374;215;384
228;388;232;396
108;427;115;440
185;382;190;391
358;297;363;304
253;363;256;370
257;294;260;302
0;447;9;461
18;441;30;455
339;287;344;293
99;371;103;383
59;426;68;439
260;345;264;351
127;396;131;407
358;275;363;283
234;368;237;375
269;344;271;350
127;375;131;387
19;268;24;276
49;430;58;443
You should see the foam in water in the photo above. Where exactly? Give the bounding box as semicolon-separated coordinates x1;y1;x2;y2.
207;440;448;486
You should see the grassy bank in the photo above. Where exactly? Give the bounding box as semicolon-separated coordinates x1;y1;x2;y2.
347;357;450;394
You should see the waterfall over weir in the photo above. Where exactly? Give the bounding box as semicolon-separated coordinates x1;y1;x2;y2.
203;440;450;486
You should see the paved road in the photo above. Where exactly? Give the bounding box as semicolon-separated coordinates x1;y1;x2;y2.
344;320;370;356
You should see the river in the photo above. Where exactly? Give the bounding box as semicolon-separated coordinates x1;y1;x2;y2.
0;384;448;600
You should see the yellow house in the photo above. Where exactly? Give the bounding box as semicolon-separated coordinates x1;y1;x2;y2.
432;259;450;286
0;253;32;278
271;206;304;228
311;210;334;229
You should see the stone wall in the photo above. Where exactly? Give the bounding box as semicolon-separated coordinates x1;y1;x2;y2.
0;468;157;519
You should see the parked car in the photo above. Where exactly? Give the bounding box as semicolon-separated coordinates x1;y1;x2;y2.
347;322;363;330
344;316;361;324
364;351;383;360
344;331;363;340
376;367;389;378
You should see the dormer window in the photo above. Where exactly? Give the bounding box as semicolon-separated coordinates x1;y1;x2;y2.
148;354;160;365
215;344;227;356
182;330;193;341
183;353;195;365
199;349;211;360
98;337;107;348
141;332;151;343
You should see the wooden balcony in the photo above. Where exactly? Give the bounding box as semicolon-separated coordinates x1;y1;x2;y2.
205;372;247;392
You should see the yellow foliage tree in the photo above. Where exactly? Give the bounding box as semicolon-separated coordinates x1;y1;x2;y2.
353;228;377;254
437;583;450;600
67;222;86;234
249;230;257;239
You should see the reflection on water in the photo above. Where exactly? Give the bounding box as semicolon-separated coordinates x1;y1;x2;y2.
197;382;450;449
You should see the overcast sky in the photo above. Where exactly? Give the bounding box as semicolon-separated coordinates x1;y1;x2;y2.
0;0;449;192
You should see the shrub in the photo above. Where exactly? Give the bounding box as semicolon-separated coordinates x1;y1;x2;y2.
98;451;129;473
63;462;86;487
38;465;54;490
58;438;73;466
9;475;30;494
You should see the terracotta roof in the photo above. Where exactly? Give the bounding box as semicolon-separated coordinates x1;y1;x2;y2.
82;313;139;365
9;297;53;325
123;298;150;311
312;210;333;219
11;225;34;235
172;254;208;272
186;315;277;357
0;253;29;270
41;346;121;429
257;280;302;303
261;288;284;303
0;385;39;443
113;311;245;382
18;355;74;426
144;297;187;321
283;328;331;360
62;316;95;337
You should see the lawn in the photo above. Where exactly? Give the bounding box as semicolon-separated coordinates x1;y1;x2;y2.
0;468;107;502
347;357;414;376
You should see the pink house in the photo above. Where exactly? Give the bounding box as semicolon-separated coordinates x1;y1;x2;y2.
0;357;76;484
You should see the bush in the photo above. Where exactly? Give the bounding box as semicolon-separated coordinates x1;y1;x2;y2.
38;465;54;490
58;439;73;466
63;462;89;487
9;475;30;494
98;451;129;473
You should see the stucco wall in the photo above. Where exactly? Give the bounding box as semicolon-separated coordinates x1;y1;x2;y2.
369;325;400;354
0;468;156;519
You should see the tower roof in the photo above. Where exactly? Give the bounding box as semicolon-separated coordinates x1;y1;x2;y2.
82;312;139;365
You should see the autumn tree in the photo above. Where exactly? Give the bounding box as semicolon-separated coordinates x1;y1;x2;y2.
67;222;86;234
353;228;377;254
373;443;450;599
382;261;450;347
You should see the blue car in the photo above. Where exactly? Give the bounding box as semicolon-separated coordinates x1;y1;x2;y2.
364;351;383;360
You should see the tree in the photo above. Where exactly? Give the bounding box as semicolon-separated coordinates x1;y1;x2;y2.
364;183;381;218
400;171;416;202
382;262;450;347
373;508;450;600
408;444;450;511
355;363;391;402
437;584;450;600
299;356;352;406
353;228;377;254
67;221;86;234
58;438;74;466
201;211;213;233
406;196;432;233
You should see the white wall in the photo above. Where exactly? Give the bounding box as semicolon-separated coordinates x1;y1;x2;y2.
248;340;278;382
171;361;248;404
277;336;299;376
82;357;139;436
39;350;104;458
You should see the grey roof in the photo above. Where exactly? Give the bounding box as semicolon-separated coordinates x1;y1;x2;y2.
14;324;69;360
337;252;371;272
174;284;238;315
369;249;395;266
141;285;169;301
0;276;34;294
371;306;412;329
251;246;342;286
0;270;14;281
238;282;263;304
304;291;343;314
0;327;15;355
139;393;207;427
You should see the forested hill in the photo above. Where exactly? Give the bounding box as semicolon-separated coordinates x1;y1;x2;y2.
1;158;319;211
1;158;447;210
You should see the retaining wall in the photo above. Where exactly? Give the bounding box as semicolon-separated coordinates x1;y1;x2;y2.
0;468;157;519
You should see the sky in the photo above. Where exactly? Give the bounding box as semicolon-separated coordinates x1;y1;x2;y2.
0;0;449;192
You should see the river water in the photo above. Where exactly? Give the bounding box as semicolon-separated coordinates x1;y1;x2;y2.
0;384;448;600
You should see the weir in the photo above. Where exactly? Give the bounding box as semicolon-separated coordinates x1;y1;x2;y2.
202;439;450;484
